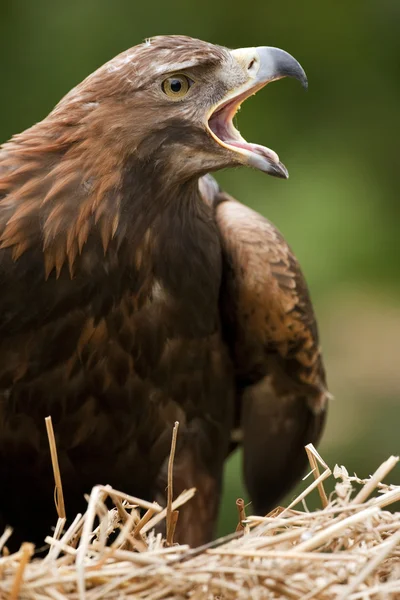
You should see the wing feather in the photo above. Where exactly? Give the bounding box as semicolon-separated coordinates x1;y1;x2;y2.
201;175;329;513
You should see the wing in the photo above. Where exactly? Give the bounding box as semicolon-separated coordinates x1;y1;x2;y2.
200;175;329;514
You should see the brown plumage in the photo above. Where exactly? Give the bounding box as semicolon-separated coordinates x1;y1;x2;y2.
0;35;328;549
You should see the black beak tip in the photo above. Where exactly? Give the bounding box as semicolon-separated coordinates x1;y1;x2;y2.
289;65;308;90
270;161;289;179
277;49;308;90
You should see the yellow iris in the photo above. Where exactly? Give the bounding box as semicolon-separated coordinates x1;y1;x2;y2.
162;74;192;99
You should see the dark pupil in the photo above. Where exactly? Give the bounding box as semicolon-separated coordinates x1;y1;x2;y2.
170;78;182;93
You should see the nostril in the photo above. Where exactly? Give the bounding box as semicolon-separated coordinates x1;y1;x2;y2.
247;57;259;74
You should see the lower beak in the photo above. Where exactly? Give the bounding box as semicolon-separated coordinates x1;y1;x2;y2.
207;46;307;178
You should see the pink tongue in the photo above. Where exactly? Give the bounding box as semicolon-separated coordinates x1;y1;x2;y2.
228;140;280;164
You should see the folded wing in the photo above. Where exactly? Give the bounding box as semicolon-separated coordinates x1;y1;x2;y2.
201;175;329;514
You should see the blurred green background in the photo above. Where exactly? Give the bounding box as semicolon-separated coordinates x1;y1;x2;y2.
1;0;399;532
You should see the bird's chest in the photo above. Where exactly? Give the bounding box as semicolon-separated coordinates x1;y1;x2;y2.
105;216;231;414
122;204;224;356
64;238;235;470
0;209;235;506
0;203;233;447
120;233;226;390
127;278;231;412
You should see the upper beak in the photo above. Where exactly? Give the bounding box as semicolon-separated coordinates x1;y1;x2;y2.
242;46;308;91
207;46;307;178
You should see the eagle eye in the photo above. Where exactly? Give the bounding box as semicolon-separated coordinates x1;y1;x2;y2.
162;74;192;99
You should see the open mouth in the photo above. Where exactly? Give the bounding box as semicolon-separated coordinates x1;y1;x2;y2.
207;86;289;179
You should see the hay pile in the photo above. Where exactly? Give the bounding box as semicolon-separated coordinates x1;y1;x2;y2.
1;440;400;599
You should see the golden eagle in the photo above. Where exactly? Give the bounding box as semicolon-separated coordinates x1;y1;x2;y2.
0;35;328;548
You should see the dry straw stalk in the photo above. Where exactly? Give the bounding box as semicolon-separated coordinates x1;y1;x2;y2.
0;424;399;599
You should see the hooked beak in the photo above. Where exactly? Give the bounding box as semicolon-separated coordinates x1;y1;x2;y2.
207;46;307;179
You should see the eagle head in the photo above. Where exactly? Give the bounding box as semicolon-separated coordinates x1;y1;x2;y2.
0;35;307;274
54;35;307;183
